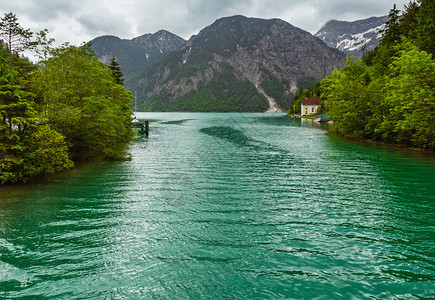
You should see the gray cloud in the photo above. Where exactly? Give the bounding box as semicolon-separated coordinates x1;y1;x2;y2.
0;0;411;45
78;7;133;38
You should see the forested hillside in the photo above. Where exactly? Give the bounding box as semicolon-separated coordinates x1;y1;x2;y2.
0;13;133;184
290;0;434;150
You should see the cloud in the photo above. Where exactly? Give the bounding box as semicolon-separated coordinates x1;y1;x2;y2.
0;0;412;46
78;6;133;38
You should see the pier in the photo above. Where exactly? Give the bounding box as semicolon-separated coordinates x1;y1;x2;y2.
131;120;149;136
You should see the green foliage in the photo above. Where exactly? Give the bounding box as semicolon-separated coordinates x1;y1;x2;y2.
297;76;319;90
34;29;55;61
322;58;373;137
0;47;73;183
309;2;435;150
23;125;74;178
109;57;125;85
409;0;435;57
38;44;133;161
0;64;31;183
0;20;134;183
382;4;401;45
376;41;435;148
367;1;434;75
321;40;434;149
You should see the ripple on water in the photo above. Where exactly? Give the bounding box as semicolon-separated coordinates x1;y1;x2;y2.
1;113;434;299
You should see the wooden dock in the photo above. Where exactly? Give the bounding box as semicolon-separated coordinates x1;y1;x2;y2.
131;120;149;136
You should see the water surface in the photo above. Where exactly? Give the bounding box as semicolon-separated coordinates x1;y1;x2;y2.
1;113;434;299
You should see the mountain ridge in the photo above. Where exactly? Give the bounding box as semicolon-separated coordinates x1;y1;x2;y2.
315;15;388;57
128;15;346;112
91;30;186;78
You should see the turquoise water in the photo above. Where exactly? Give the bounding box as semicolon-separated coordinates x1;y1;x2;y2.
1;113;434;299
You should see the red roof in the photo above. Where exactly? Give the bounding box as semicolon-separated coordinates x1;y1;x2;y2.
301;97;321;105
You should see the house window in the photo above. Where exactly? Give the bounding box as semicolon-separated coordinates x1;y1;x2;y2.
312;107;315;113
305;108;308;114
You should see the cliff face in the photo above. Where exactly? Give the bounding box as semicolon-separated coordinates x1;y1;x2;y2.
129;15;346;112
315;16;388;58
91;30;185;78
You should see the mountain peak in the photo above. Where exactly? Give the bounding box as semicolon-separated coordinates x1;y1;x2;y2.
91;31;185;78
130;16;345;112
315;15;388;57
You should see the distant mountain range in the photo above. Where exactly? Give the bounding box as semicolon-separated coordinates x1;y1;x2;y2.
127;16;345;112
315;16;388;58
91;30;185;78
90;15;389;112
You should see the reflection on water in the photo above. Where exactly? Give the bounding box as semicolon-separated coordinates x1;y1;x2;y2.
1;113;434;299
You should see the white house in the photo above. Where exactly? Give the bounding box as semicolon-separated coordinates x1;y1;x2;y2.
301;97;322;116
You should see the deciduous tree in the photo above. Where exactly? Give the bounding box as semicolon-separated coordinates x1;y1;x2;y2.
38;44;133;161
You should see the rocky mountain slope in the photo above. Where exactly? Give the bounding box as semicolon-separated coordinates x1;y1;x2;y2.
91;30;185;78
315;16;388;58
129;15;346;112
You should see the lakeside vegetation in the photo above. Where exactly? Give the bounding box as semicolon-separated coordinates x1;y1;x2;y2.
289;0;434;150
0;13;133;184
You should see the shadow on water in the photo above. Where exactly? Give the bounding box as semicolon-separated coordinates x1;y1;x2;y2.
160;119;194;125
199;126;290;157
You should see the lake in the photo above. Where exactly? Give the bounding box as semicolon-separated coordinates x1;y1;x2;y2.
1;113;434;299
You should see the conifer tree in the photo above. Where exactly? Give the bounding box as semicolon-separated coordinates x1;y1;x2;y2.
109;57;125;85
0;13;33;65
382;4;401;45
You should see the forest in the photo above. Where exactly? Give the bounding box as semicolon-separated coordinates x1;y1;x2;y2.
289;0;434;150
0;13;133;184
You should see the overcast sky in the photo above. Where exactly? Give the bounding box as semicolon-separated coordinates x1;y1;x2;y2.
1;0;411;46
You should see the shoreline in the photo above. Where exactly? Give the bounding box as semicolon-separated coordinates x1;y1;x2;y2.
286;114;435;153
339;135;435;154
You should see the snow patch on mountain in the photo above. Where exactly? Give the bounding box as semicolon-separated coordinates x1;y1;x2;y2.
315;16;388;57
336;24;385;51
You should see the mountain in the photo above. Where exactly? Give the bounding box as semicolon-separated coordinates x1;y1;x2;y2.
90;30;185;78
315;16;388;58
129;15;346;112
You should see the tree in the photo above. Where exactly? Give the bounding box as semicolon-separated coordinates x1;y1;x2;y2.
399;1;419;37
410;0;435;57
311;2;435;150
382;4;402;45
0;65;34;183
0;13;33;65
109;57;125;85
322;57;372;137
23;125;74;179
38;44;133;161
34;29;55;62
0;47;72;183
377;40;435;149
